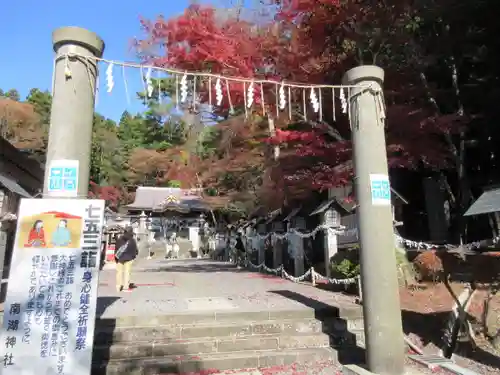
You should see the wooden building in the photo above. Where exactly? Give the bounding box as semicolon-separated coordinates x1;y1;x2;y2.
0;137;43;300
125;186;212;239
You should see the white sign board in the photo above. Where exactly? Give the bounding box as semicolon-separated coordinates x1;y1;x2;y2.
0;198;105;375
369;174;391;206
47;160;79;197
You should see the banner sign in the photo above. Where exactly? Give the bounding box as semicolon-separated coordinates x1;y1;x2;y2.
0;198;105;375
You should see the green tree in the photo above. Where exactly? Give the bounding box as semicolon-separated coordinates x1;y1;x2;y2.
26;89;52;127
91;114;125;186
5;89;20;101
196;126;221;159
117;111;149;151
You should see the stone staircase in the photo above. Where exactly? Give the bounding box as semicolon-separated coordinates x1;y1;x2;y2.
91;308;365;375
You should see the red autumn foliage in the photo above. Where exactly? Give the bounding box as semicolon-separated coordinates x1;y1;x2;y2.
137;5;282;116
137;1;467;204
0;98;45;151
88;182;126;209
263;0;467;191
161;147;202;188
197;116;271;204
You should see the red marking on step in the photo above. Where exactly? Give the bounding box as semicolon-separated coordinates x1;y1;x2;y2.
99;282;175;287
246;274;286;283
160;370;220;375
134;282;176;287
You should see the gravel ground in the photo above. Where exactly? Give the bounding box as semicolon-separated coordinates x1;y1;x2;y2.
453;356;500;374
158;359;450;375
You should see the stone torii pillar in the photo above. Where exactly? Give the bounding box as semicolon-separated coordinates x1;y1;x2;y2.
43;27;105;197
343;66;405;375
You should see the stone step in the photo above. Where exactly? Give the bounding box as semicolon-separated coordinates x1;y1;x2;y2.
95;307;362;328
94;319;324;345
0;309;363;335
97;310;317;328
91;347;337;375
93;332;331;361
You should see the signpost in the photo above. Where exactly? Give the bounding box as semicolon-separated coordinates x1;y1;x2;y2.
0;198;105;375
47;160;79;198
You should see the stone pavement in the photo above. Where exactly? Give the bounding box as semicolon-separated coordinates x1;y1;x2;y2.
93;260;458;375
96;258;360;319
158;359;343;375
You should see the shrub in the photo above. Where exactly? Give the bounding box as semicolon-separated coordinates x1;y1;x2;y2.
413;250;444;282
331;258;360;279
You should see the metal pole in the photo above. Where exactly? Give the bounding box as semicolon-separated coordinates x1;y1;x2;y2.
342;66;405;375
43;27;105;198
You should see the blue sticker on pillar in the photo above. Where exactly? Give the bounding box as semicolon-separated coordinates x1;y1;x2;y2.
50;167;63;178
369;174;391;206
47;160;79;197
64;179;76;191
49;177;62;191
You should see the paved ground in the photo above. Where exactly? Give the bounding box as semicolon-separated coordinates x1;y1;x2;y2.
97;259;360;319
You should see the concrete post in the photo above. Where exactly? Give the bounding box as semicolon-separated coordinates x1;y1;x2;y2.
322;210;338;278
292;232;305;277
138;211;148;258
343;66;405;375
257;223;266;265
189;226;200;257
272;238;283;269
43;27;105;197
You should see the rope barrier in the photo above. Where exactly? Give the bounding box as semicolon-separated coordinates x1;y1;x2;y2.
396;234;500;251
243;257;359;285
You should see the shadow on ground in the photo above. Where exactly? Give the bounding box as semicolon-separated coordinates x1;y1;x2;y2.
402;309;500;368
270;289;365;365
93;296;203;374
95;296;121;317
142;261;245;274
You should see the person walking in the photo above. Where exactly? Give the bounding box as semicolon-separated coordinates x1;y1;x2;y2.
114;226;138;293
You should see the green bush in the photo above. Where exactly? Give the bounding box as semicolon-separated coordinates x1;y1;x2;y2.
331;258;360;278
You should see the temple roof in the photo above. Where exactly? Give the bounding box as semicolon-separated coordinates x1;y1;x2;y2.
126;187;209;212
464;186;500;216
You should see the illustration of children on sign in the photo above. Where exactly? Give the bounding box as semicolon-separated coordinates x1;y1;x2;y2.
20;211;82;249
25;220;46;248
50;219;71;247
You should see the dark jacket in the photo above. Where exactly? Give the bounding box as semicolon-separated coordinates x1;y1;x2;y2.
115;231;138;263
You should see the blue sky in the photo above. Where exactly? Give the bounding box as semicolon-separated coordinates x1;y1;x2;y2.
0;0;223;122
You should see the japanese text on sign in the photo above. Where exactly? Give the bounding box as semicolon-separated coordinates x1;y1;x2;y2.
369;174;391;206
0;199;105;375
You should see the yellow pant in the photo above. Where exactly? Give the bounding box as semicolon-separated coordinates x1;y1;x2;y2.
116;260;133;290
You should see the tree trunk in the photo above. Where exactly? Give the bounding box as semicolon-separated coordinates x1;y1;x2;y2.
267;117;279;160
419;70;472;243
